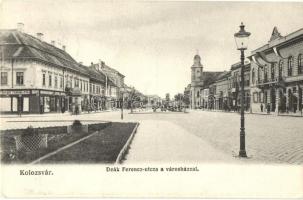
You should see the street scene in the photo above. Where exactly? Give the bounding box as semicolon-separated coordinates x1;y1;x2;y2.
0;1;303;165
1;110;302;164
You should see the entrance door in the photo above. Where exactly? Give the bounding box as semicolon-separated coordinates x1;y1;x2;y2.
17;97;23;113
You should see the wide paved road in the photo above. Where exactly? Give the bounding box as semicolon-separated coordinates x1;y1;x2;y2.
1;110;302;164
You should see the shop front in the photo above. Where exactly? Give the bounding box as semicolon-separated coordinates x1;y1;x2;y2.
0;89;66;114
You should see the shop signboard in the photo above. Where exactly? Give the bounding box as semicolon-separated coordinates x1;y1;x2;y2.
0;90;30;96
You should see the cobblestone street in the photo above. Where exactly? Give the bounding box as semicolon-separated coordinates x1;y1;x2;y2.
1;110;302;164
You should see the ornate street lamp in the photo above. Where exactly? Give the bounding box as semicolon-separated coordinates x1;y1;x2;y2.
234;22;251;157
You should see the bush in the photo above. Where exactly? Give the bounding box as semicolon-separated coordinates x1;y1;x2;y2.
23;126;35;136
72;120;82;127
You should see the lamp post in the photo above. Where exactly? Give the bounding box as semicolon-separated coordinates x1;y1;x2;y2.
234;22;251;157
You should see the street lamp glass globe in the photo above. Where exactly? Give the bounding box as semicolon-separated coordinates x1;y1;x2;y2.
234;22;251;50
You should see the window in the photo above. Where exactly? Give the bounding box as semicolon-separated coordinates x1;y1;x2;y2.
60;77;63;88
49;75;52;86
271;63;275;80
197;91;200;97
279;60;283;79
298;54;303;74
258;67;261;82
54;76;58;88
288;56;293;76
1;72;8;85
74;77;79;87
42;74;46;86
251;68;255;84
16;72;24;85
264;65;268;82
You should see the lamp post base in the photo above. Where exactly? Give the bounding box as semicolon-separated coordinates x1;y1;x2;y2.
239;150;247;157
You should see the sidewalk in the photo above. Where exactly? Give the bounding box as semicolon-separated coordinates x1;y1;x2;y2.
0;109;118;118
124;120;240;163
192;109;303;117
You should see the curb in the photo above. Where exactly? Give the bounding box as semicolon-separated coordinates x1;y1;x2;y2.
29;130;100;165
115;122;140;164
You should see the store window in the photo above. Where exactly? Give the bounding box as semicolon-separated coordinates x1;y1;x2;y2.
288;56;293;76
1;72;8;85
16;72;24;85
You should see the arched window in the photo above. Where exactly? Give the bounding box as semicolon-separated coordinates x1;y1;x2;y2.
288;56;293;76
258;67;261;82
279;60;283;79
252;68;255;84
298;54;303;74
264;65;268;82
271;63;275;80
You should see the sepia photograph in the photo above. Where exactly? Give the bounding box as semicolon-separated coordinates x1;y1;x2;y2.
0;0;302;198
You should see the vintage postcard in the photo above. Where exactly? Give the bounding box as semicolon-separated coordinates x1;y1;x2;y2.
0;0;302;198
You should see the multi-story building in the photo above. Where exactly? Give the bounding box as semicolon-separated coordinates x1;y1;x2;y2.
211;71;231;110
0;24;90;114
229;62;251;111
91;61;124;109
0;23;131;114
249;27;303;114
146;95;162;107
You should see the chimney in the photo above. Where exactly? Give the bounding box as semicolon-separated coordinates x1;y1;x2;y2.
51;40;56;46
36;33;44;41
62;45;66;51
17;22;24;32
79;61;83;65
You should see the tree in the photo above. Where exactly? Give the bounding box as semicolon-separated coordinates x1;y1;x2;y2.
165;93;170;107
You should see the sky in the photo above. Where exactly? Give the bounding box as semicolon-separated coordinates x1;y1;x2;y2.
1;0;303;98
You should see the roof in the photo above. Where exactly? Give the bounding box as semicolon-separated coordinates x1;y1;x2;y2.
202;71;225;86
251;27;303;55
214;71;231;82
230;62;251;71
85;65;116;86
0;29;89;76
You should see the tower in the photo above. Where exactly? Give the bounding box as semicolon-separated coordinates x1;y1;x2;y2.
190;53;204;109
191;54;203;87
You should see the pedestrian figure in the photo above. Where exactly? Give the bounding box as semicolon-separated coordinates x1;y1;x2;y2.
260;103;263;112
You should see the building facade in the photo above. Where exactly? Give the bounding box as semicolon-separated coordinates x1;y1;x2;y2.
249;27;303;114
0;23;135;114
229;62;251;111
0;26;90;114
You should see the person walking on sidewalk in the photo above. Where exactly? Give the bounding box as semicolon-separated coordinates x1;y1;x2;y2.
260;103;264;112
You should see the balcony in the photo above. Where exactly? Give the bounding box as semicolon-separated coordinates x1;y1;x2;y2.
256;76;286;89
